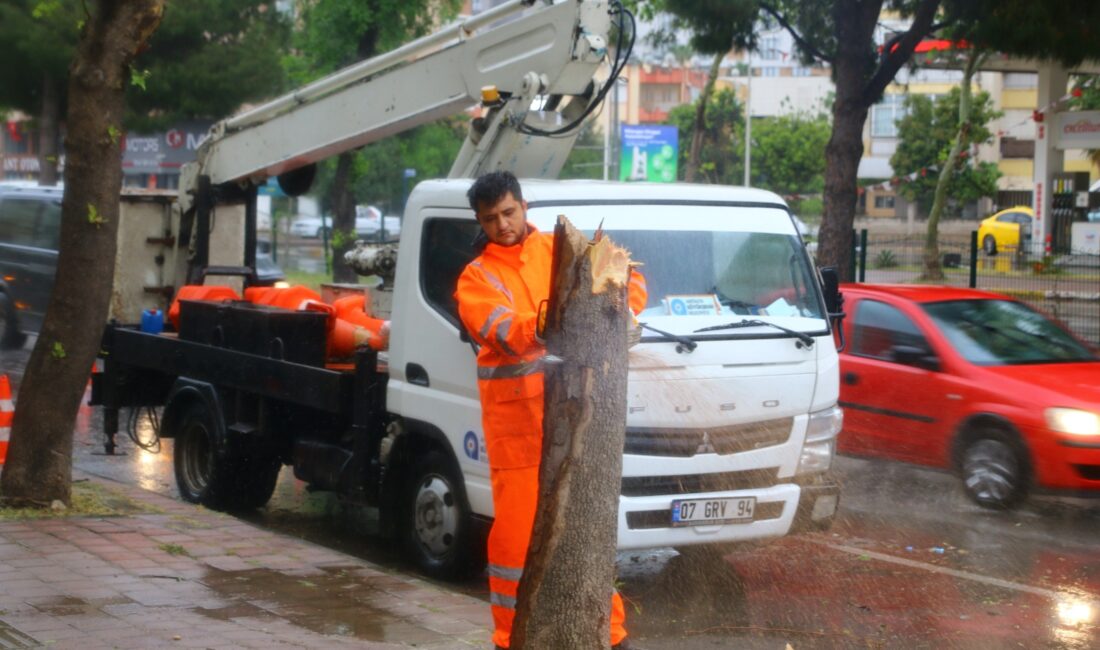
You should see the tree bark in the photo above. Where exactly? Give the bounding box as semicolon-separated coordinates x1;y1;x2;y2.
329;151;357;283
684;52;724;183
0;1;164;507
922;50;982;281
37;73;61;187
329;19;381;284
511;217;632;650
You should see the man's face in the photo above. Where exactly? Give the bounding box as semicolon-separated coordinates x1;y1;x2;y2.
475;191;527;247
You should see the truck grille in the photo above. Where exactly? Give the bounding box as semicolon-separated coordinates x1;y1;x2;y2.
621;467;779;497
624;417;794;457
626;501;785;530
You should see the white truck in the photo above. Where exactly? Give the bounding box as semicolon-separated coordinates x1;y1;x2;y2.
92;0;842;579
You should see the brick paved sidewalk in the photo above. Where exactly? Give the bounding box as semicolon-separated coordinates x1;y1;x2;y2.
0;472;491;649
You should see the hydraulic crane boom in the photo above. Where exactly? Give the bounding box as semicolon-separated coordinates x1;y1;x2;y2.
180;0;625;215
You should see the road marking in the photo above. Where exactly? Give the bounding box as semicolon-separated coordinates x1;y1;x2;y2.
822;542;1099;604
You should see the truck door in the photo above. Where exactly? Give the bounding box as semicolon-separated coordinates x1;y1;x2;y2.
387;210;493;513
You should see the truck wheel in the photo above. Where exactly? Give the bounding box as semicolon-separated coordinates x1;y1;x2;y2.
400;450;484;580
0;292;26;350
960;431;1028;509
982;235;997;256
173;403;279;510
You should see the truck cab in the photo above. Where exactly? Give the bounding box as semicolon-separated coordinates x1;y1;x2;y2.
388;180;840;567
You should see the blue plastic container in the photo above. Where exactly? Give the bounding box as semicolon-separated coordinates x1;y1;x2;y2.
141;308;164;334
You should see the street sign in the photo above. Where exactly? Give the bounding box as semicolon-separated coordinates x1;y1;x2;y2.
619;125;678;182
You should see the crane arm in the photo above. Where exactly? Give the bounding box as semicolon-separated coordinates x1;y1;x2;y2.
181;0;617;211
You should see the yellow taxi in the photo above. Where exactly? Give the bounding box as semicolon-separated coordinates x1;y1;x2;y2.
977;206;1033;255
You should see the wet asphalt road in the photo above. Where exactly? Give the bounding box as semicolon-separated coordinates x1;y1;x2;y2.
3;340;1099;649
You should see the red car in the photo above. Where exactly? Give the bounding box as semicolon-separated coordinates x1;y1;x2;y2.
836;284;1100;508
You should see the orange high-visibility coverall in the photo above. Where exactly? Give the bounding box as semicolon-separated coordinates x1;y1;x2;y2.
455;224;646;649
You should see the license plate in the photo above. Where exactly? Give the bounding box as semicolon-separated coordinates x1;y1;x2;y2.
670;497;755;527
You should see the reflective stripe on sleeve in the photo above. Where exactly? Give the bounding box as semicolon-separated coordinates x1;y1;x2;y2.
477;360;541;380
495;317;520;357
490;592;517;610
471;262;514;304
479;305;509;339
488;564;523;582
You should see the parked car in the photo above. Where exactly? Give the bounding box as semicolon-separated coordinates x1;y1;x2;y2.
977;206;1033;256
0;182;63;348
355;205;401;241
836;283;1100;508
289;216;330;239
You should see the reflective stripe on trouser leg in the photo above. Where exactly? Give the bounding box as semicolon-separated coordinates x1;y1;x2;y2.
488;464;538;649
487;464;629;648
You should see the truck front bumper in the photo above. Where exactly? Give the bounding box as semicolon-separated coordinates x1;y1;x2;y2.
615;476;840;550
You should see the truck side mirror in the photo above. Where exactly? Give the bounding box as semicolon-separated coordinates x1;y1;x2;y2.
820;266;841;316
820;266;847;352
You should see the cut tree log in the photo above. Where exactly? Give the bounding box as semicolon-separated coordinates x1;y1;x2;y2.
510;216;633;650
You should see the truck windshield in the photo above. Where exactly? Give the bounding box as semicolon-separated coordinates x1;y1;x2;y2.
527;203;825;330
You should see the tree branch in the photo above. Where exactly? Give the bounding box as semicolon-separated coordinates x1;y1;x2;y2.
862;0;943;106
759;3;834;65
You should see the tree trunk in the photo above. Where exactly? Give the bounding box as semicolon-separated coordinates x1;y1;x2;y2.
0;1;164;507
684;52;724;183
37;74;61;187
511;217;632;650
329;151;357;283
817;70;869;280
327;18;381;284
815;0;941;280
922;50;982;281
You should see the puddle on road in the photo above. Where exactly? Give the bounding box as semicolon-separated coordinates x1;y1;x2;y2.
196;565;445;644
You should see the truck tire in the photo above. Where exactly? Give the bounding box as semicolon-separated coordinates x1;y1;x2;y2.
0;292;26;350
399;450;484;580
173;403;280;510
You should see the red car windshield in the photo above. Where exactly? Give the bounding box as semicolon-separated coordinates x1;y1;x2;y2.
922;299;1097;365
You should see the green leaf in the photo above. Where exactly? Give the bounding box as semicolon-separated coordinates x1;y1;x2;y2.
87;203;106;228
51;342;66;359
31;1;62;20
107;125;121;144
130;68;151;91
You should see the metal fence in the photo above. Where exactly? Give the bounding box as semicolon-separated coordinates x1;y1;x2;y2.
851;230;1100;346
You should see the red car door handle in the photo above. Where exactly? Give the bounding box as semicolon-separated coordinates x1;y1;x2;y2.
844;372;859;385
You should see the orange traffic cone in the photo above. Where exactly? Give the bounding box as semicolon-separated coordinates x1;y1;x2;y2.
0;375;12;465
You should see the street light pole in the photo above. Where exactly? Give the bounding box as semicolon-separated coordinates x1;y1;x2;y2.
744;65;752;187
399;167;417;242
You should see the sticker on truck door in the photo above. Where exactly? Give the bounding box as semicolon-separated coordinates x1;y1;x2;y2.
463;430;486;463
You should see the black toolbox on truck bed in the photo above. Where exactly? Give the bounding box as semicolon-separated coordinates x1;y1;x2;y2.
178;300;328;366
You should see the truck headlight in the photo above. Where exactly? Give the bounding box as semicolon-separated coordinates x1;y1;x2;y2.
797;405;843;475
1045;408;1100;436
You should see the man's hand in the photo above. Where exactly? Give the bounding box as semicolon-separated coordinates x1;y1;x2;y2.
536;300;549;344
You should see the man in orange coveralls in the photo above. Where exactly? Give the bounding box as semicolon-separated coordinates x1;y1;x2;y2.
455;171;646;650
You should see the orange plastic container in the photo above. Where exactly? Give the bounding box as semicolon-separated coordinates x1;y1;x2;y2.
167;285;240;330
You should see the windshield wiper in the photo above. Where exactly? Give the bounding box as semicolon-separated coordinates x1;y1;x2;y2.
694;319;814;349
638;322;697;354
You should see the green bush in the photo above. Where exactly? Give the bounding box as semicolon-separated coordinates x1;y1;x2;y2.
796;197;824;217
874;249;898;269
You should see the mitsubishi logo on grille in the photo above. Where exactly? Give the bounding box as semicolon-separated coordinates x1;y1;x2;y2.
696;430;717;455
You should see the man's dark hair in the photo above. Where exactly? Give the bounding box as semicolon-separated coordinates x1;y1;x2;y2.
467;170;523;212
